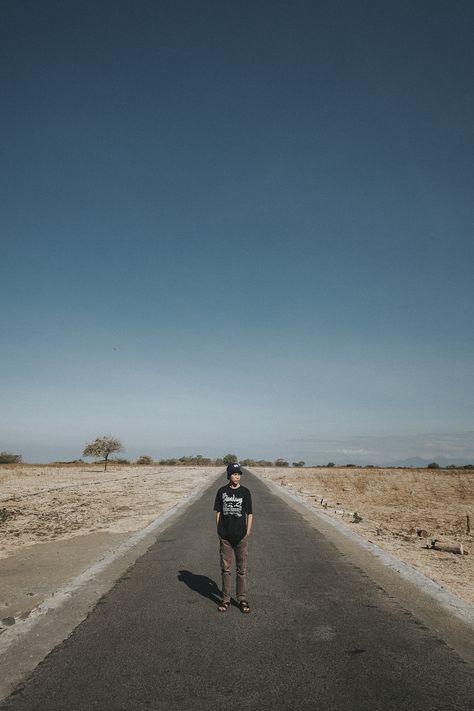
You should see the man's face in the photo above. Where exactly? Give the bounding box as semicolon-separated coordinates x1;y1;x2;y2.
229;472;241;486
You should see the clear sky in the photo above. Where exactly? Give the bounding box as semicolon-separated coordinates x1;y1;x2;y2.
1;1;473;465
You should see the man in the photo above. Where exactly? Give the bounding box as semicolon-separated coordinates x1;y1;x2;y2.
214;463;253;613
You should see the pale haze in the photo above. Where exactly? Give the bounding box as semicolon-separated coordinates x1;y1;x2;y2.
1;1;473;465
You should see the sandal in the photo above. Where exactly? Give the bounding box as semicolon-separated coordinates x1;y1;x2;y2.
218;601;230;612
239;600;250;614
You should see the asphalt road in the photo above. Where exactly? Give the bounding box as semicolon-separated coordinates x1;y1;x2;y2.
1;472;473;710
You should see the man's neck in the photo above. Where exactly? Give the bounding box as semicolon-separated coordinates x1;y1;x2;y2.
229;483;241;489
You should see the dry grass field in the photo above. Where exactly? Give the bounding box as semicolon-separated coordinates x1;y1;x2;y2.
259;467;474;606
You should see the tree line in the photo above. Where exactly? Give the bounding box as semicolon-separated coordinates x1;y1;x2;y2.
79;439;297;471
2;439;473;471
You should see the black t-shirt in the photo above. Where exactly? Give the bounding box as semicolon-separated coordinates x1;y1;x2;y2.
213;484;253;543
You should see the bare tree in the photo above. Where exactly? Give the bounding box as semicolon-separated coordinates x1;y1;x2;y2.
83;436;123;471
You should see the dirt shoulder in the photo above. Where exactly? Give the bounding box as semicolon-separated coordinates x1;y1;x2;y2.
257;466;474;607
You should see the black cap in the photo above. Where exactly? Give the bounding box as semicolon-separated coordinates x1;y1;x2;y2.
226;463;242;478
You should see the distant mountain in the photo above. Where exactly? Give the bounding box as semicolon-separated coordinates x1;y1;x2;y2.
385;456;474;468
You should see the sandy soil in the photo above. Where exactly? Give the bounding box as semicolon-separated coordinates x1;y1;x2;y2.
259;467;474;606
0;465;218;559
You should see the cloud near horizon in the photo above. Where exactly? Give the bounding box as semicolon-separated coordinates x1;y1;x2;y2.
289;431;474;464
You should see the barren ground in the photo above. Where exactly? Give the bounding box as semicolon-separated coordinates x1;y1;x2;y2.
259;467;474;606
0;465;217;559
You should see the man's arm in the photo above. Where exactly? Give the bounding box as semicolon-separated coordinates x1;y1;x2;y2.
214;487;222;530
246;513;253;536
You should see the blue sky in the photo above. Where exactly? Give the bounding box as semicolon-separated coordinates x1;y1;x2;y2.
1;1;473;464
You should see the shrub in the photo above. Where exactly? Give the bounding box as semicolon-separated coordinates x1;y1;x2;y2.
275;458;289;467
327;462;335;468
176;455;213;465
427;462;440;469
223;453;238;465
136;456;154;465
292;461;305;467
0;451;22;464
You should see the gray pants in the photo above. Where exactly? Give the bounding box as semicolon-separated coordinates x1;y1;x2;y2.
219;536;249;603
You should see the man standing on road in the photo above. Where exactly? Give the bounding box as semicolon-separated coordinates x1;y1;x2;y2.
214;463;253;613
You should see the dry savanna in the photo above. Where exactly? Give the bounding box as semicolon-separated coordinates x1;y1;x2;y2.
0;464;473;609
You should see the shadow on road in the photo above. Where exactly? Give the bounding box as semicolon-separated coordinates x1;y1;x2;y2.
177;570;221;606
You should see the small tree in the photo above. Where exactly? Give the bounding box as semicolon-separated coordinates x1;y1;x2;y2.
275;458;289;467
292;461;305;467
83;436;123;471
427;462;440;469
223;453;238;465
327;462;335;467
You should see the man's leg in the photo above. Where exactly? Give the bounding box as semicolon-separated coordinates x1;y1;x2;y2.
219;537;233;604
234;535;249;603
